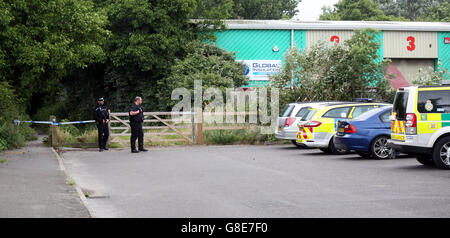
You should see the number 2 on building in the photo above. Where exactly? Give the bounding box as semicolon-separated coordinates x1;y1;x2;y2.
330;35;340;44
407;36;415;51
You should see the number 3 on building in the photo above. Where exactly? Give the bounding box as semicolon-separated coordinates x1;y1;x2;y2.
407;36;416;51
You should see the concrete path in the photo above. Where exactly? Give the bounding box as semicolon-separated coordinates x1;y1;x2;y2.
0;136;90;218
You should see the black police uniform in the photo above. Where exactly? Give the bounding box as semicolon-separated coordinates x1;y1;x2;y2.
129;103;144;151
94;101;110;150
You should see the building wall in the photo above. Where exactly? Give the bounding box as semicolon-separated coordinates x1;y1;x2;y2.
306;30;355;48
438;32;450;79
215;30;291;61
383;31;438;58
214;28;449;87
387;59;436;88
215;29;307;87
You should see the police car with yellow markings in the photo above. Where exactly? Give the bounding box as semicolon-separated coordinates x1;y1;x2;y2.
389;81;450;169
296;101;391;154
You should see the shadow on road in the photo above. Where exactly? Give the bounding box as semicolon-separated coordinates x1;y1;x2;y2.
393;164;444;171
336;154;414;161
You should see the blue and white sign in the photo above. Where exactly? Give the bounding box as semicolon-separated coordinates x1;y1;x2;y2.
240;60;282;81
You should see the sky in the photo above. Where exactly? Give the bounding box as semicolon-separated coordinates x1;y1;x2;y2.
294;0;340;21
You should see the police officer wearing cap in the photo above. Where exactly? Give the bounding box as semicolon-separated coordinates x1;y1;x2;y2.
129;96;148;153
94;97;110;152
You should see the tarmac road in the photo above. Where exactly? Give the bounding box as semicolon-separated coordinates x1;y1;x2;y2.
61;145;450;218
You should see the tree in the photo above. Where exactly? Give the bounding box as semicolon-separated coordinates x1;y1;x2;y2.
375;0;444;21
231;0;301;19
156;41;247;110
417;2;450;22
270;29;393;106
34;0;236;121
0;0;109;113
320;0;406;21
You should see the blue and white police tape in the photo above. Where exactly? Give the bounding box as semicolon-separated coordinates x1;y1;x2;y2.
14;120;96;126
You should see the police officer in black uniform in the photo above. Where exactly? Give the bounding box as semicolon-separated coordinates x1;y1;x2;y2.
94;97;110;152
129;96;148;153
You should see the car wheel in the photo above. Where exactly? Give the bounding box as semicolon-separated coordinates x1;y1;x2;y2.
371;136;393;159
432;136;450;170
291;140;306;148
329;139;349;155
416;155;435;166
356;151;371;158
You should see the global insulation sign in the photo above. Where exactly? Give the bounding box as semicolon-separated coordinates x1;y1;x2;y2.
240;60;282;81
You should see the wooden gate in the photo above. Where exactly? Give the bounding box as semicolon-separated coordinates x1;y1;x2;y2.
109;111;195;145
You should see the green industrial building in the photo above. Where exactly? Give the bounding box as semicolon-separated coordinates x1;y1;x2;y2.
214;20;450;88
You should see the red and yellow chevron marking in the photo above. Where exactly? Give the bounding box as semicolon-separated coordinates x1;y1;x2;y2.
300;127;314;140
391;120;405;134
394;120;406;134
296;127;314;143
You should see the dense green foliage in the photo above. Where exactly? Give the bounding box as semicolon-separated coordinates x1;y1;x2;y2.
322;0;449;21
204;128;276;145
31;0;227;120
0;81;36;151
375;0;448;21
417;2;450;22
270;29;394;107
231;0;301;19
0;0;109;113
157;41;247;109
193;0;301;20
320;0;407;21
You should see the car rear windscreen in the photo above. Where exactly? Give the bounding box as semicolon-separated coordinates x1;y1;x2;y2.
301;109;317;121
295;107;311;118
393;92;408;120
417;90;450;114
280;105;295;117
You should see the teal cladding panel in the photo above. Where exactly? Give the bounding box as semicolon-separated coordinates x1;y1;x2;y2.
215;30;291;61
294;30;306;50
438;32;450;79
375;31;384;63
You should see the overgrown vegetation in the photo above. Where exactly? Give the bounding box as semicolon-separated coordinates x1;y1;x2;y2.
204;127;278;145
270;29;395;109
412;62;450;86
0;81;36;152
321;0;449;22
157;41;247;109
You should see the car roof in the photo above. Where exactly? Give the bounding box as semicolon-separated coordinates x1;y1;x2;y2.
288;101;353;106
310;102;391;111
399;86;450;90
350;106;393;121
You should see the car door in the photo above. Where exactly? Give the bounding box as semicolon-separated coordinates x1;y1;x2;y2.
379;110;392;129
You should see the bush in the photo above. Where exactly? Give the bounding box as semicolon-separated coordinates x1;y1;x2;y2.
271;29;393;107
0;81;36;152
204;127;278;145
412;63;449;86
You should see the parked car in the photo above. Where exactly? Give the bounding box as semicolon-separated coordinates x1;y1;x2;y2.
296;102;391;154
275;102;345;147
389;82;450;169
334;106;393;159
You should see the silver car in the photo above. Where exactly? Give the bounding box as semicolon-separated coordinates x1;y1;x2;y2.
275;102;346;147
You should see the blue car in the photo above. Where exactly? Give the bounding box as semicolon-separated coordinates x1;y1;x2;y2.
334;106;393;159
